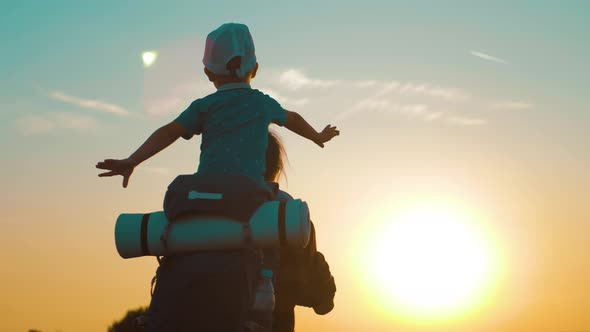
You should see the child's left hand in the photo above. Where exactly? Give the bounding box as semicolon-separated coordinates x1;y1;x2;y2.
315;125;340;148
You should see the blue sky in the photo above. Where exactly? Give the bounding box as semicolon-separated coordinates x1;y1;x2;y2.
2;1;589;146
3;0;588;188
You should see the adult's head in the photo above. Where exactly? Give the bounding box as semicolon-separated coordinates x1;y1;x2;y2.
265;131;287;182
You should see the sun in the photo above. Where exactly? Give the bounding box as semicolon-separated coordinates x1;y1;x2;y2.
360;199;500;322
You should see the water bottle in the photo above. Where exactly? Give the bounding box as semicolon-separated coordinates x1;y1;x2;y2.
249;269;275;331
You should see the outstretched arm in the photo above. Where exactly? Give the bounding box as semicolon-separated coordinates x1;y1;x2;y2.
127;121;187;166
284;110;339;148
96;121;187;188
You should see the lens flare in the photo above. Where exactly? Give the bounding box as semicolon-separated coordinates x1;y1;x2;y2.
142;51;158;68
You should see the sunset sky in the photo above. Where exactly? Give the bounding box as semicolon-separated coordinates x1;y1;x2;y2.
1;1;589;331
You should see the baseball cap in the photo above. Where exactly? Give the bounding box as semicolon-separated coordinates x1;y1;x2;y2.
203;23;257;78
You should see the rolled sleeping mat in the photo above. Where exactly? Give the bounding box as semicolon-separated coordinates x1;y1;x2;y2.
115;199;310;259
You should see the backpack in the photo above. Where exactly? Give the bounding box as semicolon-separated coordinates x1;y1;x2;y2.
142;249;264;332
163;174;274;223
147;174;276;331
160;173;275;251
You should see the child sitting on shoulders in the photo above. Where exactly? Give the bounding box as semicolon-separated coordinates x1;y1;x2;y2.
96;23;339;189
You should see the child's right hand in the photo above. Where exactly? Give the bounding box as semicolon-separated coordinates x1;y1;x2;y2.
96;158;136;188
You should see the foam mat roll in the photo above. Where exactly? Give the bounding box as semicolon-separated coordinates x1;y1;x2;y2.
115;199;310;259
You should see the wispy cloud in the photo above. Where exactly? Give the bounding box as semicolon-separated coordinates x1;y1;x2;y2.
470;50;509;64
16;115;57;136
353;98;392;111
338;79;468;122
146;96;187;116
49;91;130;116
354;80;378;88
490;101;533;110
445;116;487;126
52;112;98;129
259;88;309;108
344;97;445;122
16;112;99;136
279;69;338;90
268;69;500;127
379;82;468;101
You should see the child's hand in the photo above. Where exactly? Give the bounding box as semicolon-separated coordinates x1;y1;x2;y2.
315;125;340;148
96;158;136;188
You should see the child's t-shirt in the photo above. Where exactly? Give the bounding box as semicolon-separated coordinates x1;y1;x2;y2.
174;82;287;185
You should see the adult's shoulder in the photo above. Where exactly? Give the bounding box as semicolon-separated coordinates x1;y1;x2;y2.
275;189;294;202
267;182;294;201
